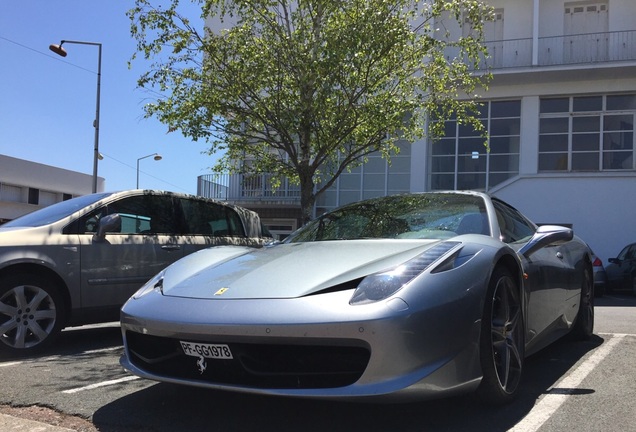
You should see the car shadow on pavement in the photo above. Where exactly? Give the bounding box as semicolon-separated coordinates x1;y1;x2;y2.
92;335;605;432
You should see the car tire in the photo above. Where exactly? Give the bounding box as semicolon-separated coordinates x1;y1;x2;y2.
0;273;66;355
569;265;594;341
476;267;524;405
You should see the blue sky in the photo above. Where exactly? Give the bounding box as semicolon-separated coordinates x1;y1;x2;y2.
0;1;217;195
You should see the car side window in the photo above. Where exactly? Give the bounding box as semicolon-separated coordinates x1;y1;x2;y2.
492;200;535;244
623;245;636;260
179;198;246;237
78;195;178;234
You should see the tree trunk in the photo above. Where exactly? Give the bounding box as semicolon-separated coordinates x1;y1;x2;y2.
298;170;316;225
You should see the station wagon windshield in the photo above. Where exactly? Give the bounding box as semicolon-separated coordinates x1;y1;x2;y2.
2;193;112;228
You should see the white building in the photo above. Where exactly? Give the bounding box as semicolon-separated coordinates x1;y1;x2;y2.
418;0;636;263
0;154;104;223
199;0;635;261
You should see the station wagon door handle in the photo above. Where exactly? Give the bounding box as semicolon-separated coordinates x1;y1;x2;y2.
161;245;182;251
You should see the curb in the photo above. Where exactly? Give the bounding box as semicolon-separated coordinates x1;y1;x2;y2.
0;413;75;431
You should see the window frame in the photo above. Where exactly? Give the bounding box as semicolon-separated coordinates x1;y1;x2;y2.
539;94;635;172
178;197;247;237
492;199;536;244
430;99;521;191
71;194;179;235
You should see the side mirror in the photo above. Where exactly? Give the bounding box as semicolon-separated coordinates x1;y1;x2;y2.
93;213;121;242
608;258;620;265
519;225;573;258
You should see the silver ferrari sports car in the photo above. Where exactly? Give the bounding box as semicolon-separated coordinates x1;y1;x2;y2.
120;191;594;405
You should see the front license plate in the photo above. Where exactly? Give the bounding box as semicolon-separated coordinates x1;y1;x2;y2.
180;341;233;359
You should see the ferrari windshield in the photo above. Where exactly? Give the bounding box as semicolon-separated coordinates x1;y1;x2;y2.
2;193;112;228
286;193;489;242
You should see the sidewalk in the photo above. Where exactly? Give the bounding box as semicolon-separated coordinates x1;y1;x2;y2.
0;413;75;431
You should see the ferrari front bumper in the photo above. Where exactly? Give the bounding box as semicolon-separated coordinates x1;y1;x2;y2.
120;282;485;401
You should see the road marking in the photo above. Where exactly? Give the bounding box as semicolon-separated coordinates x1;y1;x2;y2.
510;334;625;432
0;362;21;368
62;375;140;394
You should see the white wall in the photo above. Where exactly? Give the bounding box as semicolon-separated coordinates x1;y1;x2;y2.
539;0;566;37
493;174;634;264
488;80;636;263
608;0;634;32
487;0;534;40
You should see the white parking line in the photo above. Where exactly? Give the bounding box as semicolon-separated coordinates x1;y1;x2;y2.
62;375;140;394
510;333;625;432
0;362;22;368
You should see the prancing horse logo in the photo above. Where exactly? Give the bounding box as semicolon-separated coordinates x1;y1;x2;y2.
196;355;207;374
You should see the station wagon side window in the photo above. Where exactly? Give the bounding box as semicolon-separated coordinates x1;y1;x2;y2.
76;195;178;234
179;198;246;237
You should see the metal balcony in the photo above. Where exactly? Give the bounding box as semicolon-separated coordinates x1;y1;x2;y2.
467;30;636;70
198;173;301;204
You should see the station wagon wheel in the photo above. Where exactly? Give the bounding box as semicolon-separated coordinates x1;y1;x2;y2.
477;267;524;405
0;274;65;355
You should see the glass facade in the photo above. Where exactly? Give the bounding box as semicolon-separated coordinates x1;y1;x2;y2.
539;94;635;172
317;140;411;211
430;100;521;191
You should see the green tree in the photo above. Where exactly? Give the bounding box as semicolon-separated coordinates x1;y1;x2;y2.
129;0;493;223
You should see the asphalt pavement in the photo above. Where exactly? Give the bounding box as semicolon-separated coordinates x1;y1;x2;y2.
0;295;636;432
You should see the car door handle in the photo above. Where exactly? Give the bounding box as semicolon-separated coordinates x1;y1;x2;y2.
556;252;564;259
161;245;181;251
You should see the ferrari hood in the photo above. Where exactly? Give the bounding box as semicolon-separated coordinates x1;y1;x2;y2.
160;240;442;299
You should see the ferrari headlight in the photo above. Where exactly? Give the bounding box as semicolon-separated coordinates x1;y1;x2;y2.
132;270;165;299
350;241;461;305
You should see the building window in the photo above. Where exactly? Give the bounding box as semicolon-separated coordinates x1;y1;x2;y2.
430;100;521;191
39;191;57;207
0;184;22;203
262;218;297;241
539;94;635;172
28;188;39;205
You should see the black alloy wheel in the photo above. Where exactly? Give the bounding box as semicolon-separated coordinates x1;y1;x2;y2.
477;267;524;405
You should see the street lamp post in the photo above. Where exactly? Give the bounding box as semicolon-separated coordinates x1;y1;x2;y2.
49;40;102;193
137;153;163;189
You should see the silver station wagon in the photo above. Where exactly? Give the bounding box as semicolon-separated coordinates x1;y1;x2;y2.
0;190;270;355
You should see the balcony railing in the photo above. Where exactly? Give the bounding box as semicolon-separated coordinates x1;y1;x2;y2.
468;30;636;70
198;173;301;203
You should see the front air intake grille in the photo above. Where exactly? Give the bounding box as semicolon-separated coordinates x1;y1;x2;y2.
125;331;370;389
